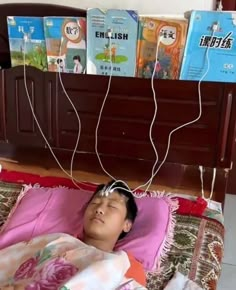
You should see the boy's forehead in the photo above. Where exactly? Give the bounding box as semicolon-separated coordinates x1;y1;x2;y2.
93;190;128;202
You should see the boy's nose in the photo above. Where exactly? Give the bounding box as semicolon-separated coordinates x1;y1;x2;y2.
96;207;104;215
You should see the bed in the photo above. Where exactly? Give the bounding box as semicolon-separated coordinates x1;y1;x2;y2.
0;173;224;290
0;2;235;290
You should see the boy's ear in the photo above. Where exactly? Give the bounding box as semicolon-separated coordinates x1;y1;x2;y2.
123;220;132;233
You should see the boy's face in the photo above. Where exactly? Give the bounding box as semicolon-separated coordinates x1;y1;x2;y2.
83;191;132;243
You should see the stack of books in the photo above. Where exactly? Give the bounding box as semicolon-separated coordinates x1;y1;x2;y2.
6;9;236;82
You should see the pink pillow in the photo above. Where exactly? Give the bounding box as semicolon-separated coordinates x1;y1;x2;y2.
0;186;93;248
115;194;178;271
0;185;178;272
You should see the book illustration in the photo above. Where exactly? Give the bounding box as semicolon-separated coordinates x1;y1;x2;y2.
180;10;236;82
136;17;188;79
86;9;138;77
44;17;86;73
7;16;47;71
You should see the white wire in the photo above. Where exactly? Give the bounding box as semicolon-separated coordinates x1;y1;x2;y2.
199;165;205;197
199;166;216;201
217;0;223;11
22;37;84;189
22;33;133;193
105;179;146;199
34;23;216;198
98;28;218;199
94;36;149;198
93;36;146;197
209;167;217;200
94;34;163;197
57;34;82;187
132;30;216;194
94;36;116;181
58;70;81;185
135;36;163;193
95;28;214;197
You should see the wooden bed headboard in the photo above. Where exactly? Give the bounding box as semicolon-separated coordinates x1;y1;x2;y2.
0;3;236;203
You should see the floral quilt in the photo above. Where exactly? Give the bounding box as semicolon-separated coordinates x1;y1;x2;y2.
0;233;146;290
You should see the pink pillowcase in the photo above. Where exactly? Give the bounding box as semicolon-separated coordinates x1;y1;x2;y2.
0;185;178;272
0;186;93;248
116;194;178;270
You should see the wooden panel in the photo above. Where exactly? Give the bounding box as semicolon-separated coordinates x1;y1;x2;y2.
44;72;57;146
5;66;47;147
0;3;86;69
0;143;229;203
222;0;236;10
51;73;236;168
223;85;236;195
223;0;236;194
0;3;235;204
227;146;236;195
0;70;6;141
215;0;236;194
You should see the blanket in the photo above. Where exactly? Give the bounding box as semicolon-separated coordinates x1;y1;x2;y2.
0;233;147;290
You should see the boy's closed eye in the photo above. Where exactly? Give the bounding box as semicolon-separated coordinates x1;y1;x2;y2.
90;197;101;204
108;203;119;209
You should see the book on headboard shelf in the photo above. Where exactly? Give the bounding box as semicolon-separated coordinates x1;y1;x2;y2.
180;10;236;83
86;8;139;77
43;16;86;74
6;16;47;71
136;17;188;79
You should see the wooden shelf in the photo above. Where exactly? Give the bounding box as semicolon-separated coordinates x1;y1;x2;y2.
1;2;236;202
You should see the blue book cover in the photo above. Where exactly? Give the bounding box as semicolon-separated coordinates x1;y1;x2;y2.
43;17;86;73
86;9;138;77
7;16;47;71
180;10;236;82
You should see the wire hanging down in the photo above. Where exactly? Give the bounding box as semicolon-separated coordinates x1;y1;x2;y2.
22;32;87;189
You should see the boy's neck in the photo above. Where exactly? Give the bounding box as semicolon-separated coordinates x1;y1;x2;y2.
83;236;116;252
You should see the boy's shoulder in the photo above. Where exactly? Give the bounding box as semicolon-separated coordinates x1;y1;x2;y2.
126;252;146;287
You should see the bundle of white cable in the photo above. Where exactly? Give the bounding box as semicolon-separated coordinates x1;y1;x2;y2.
106;26;218;198
22;21;218;199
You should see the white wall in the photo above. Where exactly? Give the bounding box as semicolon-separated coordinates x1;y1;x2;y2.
2;0;216;16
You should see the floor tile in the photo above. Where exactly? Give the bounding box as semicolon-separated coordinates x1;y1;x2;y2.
217;263;236;290
223;194;236;265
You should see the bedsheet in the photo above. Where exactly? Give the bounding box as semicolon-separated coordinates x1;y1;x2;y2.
0;232;146;290
0;181;22;229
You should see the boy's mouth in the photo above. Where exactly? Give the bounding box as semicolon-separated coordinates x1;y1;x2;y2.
91;216;104;223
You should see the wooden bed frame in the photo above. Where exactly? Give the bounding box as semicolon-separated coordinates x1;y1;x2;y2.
222;0;236;10
0;3;236;203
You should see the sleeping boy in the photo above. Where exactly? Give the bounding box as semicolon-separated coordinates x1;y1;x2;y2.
82;180;146;287
0;180;146;289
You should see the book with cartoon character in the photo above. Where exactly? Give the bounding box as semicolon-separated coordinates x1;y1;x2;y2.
43;17;86;73
86;9;138;77
7;16;47;71
136;17;188;79
180;10;236;82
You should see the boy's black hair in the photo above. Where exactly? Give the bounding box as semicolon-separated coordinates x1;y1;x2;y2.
92;180;138;240
73;55;81;62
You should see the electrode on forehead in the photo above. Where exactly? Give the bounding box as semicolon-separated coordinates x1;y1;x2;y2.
98;186;115;197
97;183;131;203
